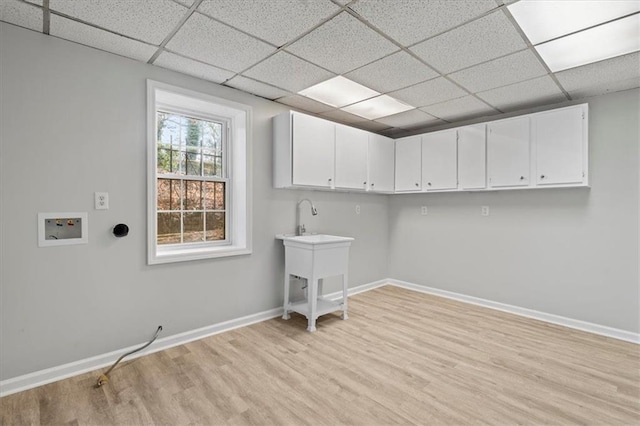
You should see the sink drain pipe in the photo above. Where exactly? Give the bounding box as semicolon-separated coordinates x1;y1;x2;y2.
96;325;163;387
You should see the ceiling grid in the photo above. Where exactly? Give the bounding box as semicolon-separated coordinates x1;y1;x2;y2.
0;0;637;137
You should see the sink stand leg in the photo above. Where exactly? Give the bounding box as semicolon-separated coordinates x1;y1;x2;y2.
282;273;290;320
341;272;349;320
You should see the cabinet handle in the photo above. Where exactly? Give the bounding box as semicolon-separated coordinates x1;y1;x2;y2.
415;183;419;187
328;178;332;182
540;175;545;179
363;181;367;185
370;183;375;187
427;182;432;186
520;176;525;180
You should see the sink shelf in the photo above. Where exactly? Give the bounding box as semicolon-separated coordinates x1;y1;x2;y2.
289;298;344;318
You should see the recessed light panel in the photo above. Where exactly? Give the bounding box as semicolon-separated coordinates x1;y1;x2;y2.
342;95;414;120
535;13;640;72
508;0;640;44
298;76;380;108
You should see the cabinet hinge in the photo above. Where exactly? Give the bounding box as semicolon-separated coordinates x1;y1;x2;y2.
582;112;585;119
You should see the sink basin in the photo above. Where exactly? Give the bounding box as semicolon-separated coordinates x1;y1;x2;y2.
277;234;354;245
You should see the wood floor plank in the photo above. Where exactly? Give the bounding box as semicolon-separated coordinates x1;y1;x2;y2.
1;286;638;425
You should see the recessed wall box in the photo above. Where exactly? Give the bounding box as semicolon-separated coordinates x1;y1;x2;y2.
38;212;88;247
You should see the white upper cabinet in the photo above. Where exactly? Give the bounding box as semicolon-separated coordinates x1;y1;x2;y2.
274;104;588;194
487;116;530;188
395;136;422;192
533;105;587;186
368;134;395;193
335;123;368;190
292;112;335;188
458;124;486;190
421;129;457;191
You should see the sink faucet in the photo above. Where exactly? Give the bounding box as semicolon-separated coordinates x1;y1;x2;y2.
296;199;318;236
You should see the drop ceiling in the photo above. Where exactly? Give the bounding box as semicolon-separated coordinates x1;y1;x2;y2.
1;0;639;137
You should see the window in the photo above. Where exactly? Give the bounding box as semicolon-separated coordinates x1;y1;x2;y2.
147;80;251;264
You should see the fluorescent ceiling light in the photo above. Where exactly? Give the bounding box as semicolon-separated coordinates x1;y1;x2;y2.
508;0;640;44
298;76;380;108
342;95;414;120
535;13;640;72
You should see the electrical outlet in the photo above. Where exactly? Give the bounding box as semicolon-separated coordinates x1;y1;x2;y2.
355;205;361;215
481;205;489;216
95;192;109;210
421;206;428;216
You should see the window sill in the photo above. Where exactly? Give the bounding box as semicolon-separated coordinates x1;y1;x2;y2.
149;245;252;265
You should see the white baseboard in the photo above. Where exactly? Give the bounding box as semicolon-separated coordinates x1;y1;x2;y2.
0;280;386;398
388;279;640;345
0;307;284;398
323;278;388;300
3;278;637;397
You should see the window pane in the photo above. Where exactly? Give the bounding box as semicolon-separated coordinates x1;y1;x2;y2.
184;118;202;150
157;178;182;211
202;154;217;177
185;149;201;176
206;212;225;241
204;181;225;210
184;180;202;210
184;212;204;242
202;121;222;153
157;212;181;245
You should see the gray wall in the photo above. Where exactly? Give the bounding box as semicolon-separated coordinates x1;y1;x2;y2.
0;24;390;380
388;88;640;333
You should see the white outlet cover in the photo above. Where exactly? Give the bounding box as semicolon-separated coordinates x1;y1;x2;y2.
421;206;428;215
481;206;490;216
355;205;361;214
95;192;109;210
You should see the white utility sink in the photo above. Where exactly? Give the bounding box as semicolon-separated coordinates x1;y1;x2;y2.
277;233;354;332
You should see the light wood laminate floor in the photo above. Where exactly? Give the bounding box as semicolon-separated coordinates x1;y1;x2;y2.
2;286;639;425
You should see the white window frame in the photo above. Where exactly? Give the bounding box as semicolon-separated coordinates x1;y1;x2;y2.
147;80;252;264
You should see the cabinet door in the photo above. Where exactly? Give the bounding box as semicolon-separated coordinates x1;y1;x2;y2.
335;124;368;190
458;124;486;189
421;130;457;190
534;106;585;185
368;134;394;192
292;112;335;188
488;116;530;188
395;136;422;191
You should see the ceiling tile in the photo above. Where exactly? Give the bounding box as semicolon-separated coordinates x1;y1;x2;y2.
154;51;234;83
345;51;439;93
476;76;566;112
320;109;366;124
286;12;399;74
555;52;640;94
166;12;275;73
50;14;158;62
243;51;334;93
569;77;640;100
275;95;334;113
420;95;498;121
49;0;187;45
0;0;42;32
197;0;340;47
172;0;195;6
449;50;548;93
375;109;438;129
410;10;527;74
225;76;290;100
389;78;468;107
350;0;497;46
352;120;392;132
